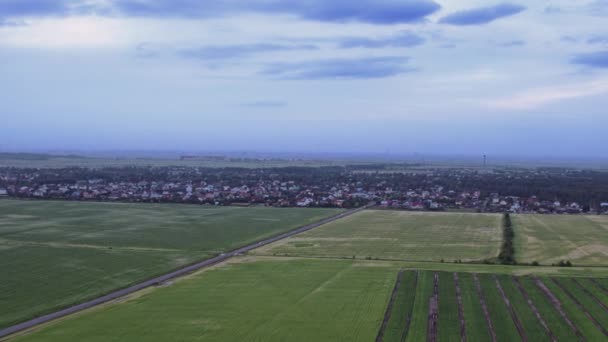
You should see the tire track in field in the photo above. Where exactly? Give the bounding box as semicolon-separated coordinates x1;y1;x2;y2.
571;279;608;314
400;271;418;342
453;273;467;342
590;279;608;295
376;270;405;342
513;277;556;342
426;272;439;342
551;278;608;337
0;205;372;339
494;276;528;341
472;273;497;342
534;278;585;341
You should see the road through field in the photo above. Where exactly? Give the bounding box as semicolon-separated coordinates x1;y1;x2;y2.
0;204;371;339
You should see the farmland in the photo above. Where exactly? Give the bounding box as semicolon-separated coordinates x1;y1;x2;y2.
253;210;503;262
0;200;341;328
513;214;608;266
10;259;395;342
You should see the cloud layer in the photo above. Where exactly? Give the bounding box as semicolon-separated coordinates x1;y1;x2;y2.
338;32;425;49
180;43;318;60
440;3;526;25
571;51;608;68
261;56;412;80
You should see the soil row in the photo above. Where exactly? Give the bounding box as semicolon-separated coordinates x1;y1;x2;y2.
513;277;556;342
494;276;528;341
473;273;498;342
534;278;585;340
426;272;439;342
453;273;467;342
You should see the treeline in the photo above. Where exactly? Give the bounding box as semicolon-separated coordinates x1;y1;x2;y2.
498;213;516;265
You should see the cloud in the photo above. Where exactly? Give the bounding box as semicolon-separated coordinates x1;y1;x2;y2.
2;0;438;24
589;0;608;16
571;51;608;68
484;79;608;110
501;40;525;47
180;43;318;60
440;3;526;25
241;101;287;108
0;18;27;26
587;35;608;45
338;31;425;49
261;56;413;80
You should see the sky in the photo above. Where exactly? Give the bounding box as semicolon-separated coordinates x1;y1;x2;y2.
1;0;608;158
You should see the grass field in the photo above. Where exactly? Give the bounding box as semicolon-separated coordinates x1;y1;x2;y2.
383;271;417;342
513;214;608;266
0;200;341;329
10;259;395;342
253;210;503;262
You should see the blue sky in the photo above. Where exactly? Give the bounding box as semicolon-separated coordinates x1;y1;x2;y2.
1;0;608;158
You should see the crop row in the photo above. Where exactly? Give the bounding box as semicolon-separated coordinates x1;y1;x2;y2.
379;271;608;341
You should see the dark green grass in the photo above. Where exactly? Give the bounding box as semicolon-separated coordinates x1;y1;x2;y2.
383;271;418;342
438;272;460;342
578;279;608;307
405;272;434;342
477;274;520;342
556;278;608;328
496;275;549;341
518;278;578;341
542;278;607;341
12;260;393;342
0;200;341;329
458;273;492;342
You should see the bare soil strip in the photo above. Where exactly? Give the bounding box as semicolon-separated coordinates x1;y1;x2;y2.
494;276;528;341
551;278;608;337
453;273;467;342
427;273;439;342
400;271;419;342
571;279;608;314
473;273;498;342
376;270;405;342
534;278;585;341
590;279;608;294
0;205;371;339
513;277;556;342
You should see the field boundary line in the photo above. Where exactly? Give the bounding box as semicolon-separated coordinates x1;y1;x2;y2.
534;277;585;341
376;270;405;342
426;272;439;342
0;204;372;339
551;278;608;337
453;273;467;342
400;271;418;342
571;279;608;314
473;273;497;342
513;277;556;342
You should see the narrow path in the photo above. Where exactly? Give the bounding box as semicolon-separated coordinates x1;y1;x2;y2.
401;271;418;342
0;204;372;339
494;276;528;341
572;279;608;313
376;270;405;342
512;277;556;342
426;272;439;342
551;278;608;337
473;273;497;342
453;273;467;342
534;278;585;341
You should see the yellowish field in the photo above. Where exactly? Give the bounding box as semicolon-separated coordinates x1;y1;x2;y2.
252;210;503;262
513;214;608;266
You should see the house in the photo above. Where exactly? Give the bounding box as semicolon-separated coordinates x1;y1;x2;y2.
0;188;7;196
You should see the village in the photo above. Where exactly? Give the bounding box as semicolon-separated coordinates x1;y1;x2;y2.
1;166;607;214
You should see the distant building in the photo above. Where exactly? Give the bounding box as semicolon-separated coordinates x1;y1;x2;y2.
601;203;608;208
0;188;7;196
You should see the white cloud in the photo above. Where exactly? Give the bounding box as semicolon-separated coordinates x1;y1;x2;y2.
482;78;608;110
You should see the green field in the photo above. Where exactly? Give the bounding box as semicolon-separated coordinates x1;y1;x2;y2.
253;210;503;262
0;200;341;329
10;259;394;342
513;214;608;266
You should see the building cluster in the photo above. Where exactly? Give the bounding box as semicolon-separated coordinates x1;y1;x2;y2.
0;166;606;214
